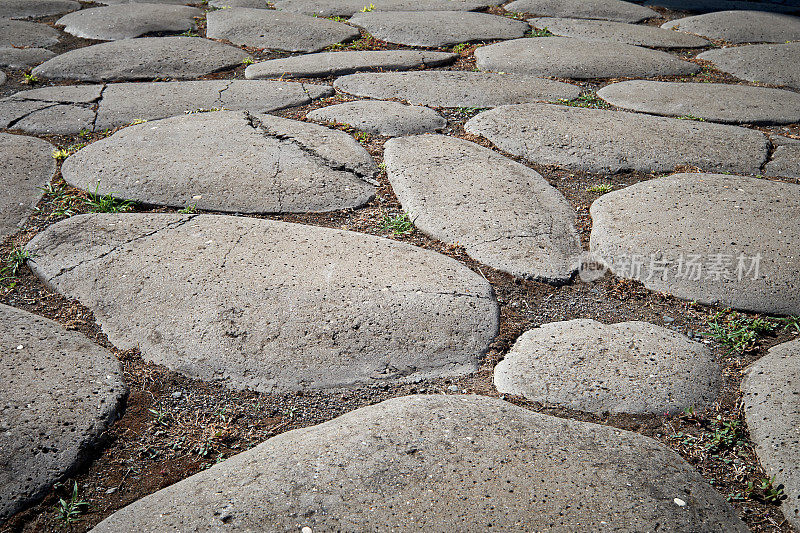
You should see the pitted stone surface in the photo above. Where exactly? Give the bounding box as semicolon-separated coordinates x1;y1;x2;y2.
589;173;800;314
661;10;800;44
307;101;446;136
245;50;456;79
97;0;192;4
0;47;55;69
0;81;331;134
0;19;61;48
209;0;271;6
383;135;580;282
334;71;581;107
742;339;800;530
25;214;498;392
465;104;768;174
55;4;202;41
765;136;800;178
31;37;249;82
0;0;79;19
90;395;747;532
698;43;800;88
0;304;127;523
206;8;360;53
528;17;709;48
475;37;700;79
348;11;529;48
0;72;5;86
0;133;55;239
645;0;798;12
504;0;658;23
62;111;376;213
494;319;720;415
597;80;800;124
272;0;497;17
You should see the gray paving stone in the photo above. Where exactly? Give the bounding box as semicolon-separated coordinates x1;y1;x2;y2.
62;111;376;213
765;136;800;178
348;11;529;48
90;395;747;532
589;173;800;314
307;100;446;136
597;80;800;124
56;4;202;41
662;11;800;44
528;16;709;48
0;0;79;19
206;8;360;53
645;0;799;14
31;37;249;82
465;104;768;174
494;319;720;415
0;304;126;524
272;0;498;17
383;134;580;282
97;0;192;4
504;0;658;23
0;72;5;86
334;71;581;107
245;50;456;79
0;47;55;69
742;339;800;530
476;37;700;78
0;133;55;239
26;214;498;392
698;42;800;88
0;19;61;48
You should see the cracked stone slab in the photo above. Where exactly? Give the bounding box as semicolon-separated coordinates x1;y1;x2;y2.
245;50;456;79
0;19;61;48
206;8;360;53
0;0;79;19
0;133;55;239
0;47;55;69
662;10;800;43
0;303;127;524
90;394;747;532
589;173;800;314
644;0;799;13
62;111;376;213
307;101;446;136
271;0;498;17
494;319;720;415
504;0;658;23
476;37;700;79
383;134;580;282
465;104;768;174
348;11;529;48
334;71;580;107
528;17;709;48
55;4;202;41
597;80;800;125
765;136;800;178
32;37;249;82
26;214;498;392
742;339;800;530
698;43;800;89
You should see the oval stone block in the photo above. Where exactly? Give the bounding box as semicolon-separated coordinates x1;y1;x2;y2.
55;4;202;41
0;133;55;239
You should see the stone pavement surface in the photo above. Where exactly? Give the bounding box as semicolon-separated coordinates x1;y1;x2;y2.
0;47;55;69
662;10;800;44
766;136;800;177
528;16;710;48
55;4;202;41
507;0;659;22
0;18;61;48
0;133;55;239
0;0;79;18
698;42;800;89
307;100;447;135
271;0;497;17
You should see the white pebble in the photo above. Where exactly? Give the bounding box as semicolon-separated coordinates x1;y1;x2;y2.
301;527;313;533
674;497;686;507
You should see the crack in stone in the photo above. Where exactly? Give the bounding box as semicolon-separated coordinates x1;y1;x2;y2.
5;102;59;129
90;83;108;132
215;79;235;108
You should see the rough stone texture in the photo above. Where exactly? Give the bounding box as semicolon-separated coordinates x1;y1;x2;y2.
334;71;580;107
206;8;360;53
245;50;456;79
55;4;202;41
597;80;800;125
698;43;800;89
348;11;529;48
528;17;709;48
742;339;800;530
0;304;127;524
384;135;580;282
645;0;798;13
0;19;61;48
661;10;800;43
307;101;446;136
272;0;497;17
98;0;192;4
26;214;498;392
494;319;720;415
765;136;800;178
504;0;658;23
589;173;800;314
0;81;331;134
62;111;376;213
0;72;4;86
31;37;249;82
0;0;79;19
475;37;700;79
0;133;55;239
465;104;768;174
0;47;55;69
91;395;747;532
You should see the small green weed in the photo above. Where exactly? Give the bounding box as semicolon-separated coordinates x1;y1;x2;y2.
51;142;86;161
380;212;414;235
327;34;376;51
587;183;613;194
705;310;783;355
22;72;39;85
704;417;744;453
56;481;88;527
528;27;553;37
1;247;35;288
504;11;526;20
180;30;199;37
84;183;134;214
179;203;198;214
360;3;375;11
353;131;369;143
451;42;469;54
38;183;82;218
454;106;485;118
242;56;254;66
557;93;610;109
677;114;706;122
747;476;787;504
